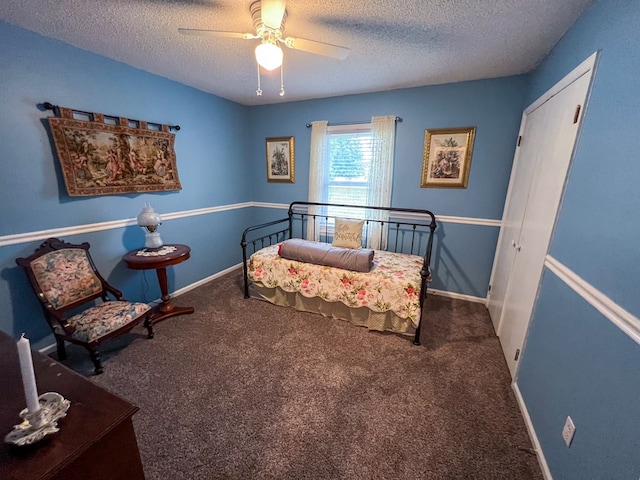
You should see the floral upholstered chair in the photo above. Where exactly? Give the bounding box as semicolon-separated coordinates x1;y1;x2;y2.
16;238;153;374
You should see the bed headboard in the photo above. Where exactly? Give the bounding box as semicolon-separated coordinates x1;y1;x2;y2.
241;201;437;272
287;201;436;255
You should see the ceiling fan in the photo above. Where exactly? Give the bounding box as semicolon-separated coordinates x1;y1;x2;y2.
178;0;350;96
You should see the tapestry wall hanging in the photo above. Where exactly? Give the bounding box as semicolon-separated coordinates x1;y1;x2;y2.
46;104;182;196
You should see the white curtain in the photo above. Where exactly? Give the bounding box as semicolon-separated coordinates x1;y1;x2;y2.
307;120;328;240
366;115;396;249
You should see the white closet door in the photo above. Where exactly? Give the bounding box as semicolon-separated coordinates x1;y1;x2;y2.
499;71;592;377
487;106;548;331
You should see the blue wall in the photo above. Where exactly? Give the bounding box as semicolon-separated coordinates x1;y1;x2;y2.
246;79;527;219
246;78;528;297
0;20;253;348
517;1;640;478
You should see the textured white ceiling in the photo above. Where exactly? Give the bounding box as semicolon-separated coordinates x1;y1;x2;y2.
0;0;593;106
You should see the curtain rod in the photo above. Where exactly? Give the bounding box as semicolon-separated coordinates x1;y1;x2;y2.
41;102;181;132
305;117;402;128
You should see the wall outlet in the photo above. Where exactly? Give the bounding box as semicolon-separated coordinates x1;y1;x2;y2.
562;415;576;447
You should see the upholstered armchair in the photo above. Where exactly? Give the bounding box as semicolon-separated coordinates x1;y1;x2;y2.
16;238;153;374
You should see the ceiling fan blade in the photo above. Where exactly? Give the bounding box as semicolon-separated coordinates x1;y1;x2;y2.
261;0;286;29
283;37;349;60
178;28;257;40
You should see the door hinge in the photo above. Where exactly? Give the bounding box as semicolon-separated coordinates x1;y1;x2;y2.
514;349;520;361
488;284;492;293
573;105;581;124
517;135;522;146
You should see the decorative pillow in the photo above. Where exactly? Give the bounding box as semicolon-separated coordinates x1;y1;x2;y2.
279;239;374;273
332;218;364;249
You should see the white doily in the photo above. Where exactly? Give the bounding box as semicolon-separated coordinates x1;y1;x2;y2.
136;246;178;256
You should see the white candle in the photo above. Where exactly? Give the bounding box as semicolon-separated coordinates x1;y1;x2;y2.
17;334;41;414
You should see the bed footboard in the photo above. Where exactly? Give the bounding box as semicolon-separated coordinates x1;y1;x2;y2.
241;217;290;299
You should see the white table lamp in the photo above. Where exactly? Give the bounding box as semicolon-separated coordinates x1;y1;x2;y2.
137;203;163;249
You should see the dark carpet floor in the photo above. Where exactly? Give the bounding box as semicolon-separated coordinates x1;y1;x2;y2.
58;269;542;480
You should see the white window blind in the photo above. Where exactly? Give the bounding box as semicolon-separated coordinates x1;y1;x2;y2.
326;124;372;219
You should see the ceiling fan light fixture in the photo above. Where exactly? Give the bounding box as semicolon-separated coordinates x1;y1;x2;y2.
255;42;283;70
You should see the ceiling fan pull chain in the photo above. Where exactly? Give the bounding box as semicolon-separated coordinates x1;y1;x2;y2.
256;63;263;96
279;61;285;97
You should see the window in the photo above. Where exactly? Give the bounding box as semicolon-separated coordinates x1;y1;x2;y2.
308;116;397;248
326;123;373;219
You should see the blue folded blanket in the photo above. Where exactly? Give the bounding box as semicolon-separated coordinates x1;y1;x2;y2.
278;239;374;273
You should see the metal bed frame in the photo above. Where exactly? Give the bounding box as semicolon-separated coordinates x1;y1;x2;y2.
240;201;437;345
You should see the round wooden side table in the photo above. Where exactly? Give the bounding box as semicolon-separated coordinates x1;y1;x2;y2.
122;244;195;324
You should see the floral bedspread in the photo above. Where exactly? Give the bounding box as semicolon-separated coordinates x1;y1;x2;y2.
247;243;426;325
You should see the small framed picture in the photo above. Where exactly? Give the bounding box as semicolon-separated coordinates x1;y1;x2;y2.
265;136;295;183
421;127;476;188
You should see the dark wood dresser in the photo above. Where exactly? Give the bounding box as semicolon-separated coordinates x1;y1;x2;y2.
0;331;145;480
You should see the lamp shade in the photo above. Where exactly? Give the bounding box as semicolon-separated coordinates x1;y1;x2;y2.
255;42;283;71
137;204;162;227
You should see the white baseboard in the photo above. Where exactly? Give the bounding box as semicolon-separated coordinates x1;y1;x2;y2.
427;287;486;304
171;263;242;297
513;381;552;480
38;343;58;355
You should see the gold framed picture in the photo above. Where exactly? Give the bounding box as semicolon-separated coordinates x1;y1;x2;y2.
421;126;476;188
265;136;295;183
